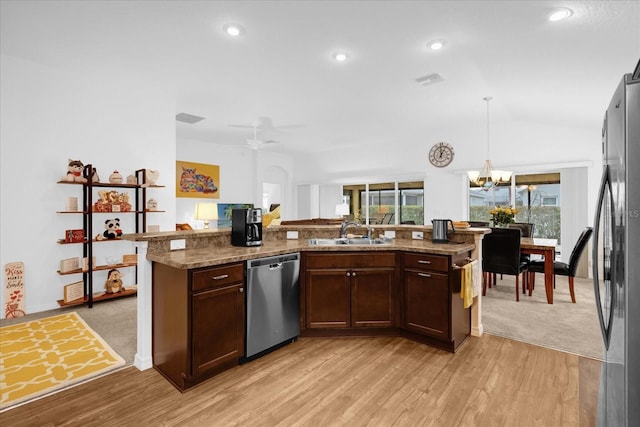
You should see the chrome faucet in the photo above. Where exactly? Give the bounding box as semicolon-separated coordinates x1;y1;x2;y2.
340;220;373;239
340;221;360;238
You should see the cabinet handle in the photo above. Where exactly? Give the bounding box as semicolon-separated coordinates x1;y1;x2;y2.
346;272;351;277
418;273;431;278
352;272;356;277
212;274;229;280
239;288;244;293
418;260;431;264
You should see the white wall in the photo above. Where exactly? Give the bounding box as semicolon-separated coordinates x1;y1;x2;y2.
0;54;176;314
292;119;603;224
319;184;343;218
176;139;294;227
175;140;254;228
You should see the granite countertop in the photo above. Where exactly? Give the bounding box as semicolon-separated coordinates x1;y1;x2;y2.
146;238;475;270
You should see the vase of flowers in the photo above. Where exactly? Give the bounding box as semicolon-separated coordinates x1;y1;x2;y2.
490;206;517;227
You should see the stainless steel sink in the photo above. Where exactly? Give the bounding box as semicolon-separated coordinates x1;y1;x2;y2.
307;237;391;246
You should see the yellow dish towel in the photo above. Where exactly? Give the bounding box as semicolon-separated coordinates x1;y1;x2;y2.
461;262;474;308
471;259;482;297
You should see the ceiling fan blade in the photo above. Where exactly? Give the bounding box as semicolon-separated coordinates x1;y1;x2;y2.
231;116;306;132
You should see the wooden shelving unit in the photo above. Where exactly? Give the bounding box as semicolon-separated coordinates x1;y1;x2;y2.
57;287;138;307
56;166;163;308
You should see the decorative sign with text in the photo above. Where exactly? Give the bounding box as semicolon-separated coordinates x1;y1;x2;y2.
4;262;26;318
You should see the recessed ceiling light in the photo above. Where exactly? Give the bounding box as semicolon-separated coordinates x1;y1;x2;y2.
427;39;446;50
332;52;350;62
223;23;245;36
548;8;573;22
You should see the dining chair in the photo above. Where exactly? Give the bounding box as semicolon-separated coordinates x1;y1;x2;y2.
528;227;593;303
508;222;536;269
482;228;530;301
507;222;535;237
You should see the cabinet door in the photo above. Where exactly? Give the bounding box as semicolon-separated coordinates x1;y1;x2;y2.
191;283;244;377
351;268;395;328
305;269;351;328
404;269;449;339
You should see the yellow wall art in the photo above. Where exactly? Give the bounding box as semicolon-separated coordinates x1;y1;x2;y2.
176;160;220;199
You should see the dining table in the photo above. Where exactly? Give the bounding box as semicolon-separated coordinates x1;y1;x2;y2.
520;237;558;304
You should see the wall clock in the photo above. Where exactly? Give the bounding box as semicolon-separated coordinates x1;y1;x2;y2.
428;142;454;168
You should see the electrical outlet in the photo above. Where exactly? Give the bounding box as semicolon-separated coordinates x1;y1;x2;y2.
170;239;186;250
384;230;396;239
412;231;424;240
286;231;299;239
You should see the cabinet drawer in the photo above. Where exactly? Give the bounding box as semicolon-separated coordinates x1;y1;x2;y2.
191;263;244;292
305;252;396;269
404;253;449;273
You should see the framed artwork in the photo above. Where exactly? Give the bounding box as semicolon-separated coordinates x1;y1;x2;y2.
217;203;254;227
64;281;84;303
176;160;220;199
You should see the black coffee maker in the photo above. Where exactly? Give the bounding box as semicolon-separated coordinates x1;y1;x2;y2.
231;208;263;247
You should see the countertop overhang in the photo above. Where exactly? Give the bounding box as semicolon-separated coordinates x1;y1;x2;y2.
145;239;475;270
123;224;488;270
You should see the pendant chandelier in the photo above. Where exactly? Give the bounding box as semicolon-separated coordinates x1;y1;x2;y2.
467;96;512;191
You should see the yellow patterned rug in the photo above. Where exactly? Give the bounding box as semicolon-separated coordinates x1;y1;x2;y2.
0;311;125;410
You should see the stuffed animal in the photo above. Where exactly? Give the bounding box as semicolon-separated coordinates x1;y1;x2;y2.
104;269;124;294
62;159;88;183
96;218;122;240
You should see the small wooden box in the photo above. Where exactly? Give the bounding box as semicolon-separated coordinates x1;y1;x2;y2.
65;229;84;243
122;254;137;264
59;257;80;273
82;256;96;271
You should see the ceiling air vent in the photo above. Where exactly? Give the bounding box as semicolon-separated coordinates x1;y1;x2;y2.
176;113;206;124
416;73;444;86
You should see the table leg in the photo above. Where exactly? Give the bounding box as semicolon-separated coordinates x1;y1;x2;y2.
544;248;554;304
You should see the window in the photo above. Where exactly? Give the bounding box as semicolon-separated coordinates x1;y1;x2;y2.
514;173;561;242
343;181;424;225
469;185;512;223
469;173;561;242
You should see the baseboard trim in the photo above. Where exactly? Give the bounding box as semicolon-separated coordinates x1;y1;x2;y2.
134;354;153;371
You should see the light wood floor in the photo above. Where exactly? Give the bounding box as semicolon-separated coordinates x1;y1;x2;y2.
1;334;600;427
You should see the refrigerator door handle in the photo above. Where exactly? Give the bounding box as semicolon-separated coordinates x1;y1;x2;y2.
592;165;614;350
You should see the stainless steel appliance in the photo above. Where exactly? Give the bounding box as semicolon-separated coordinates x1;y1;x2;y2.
231;208;262;247
244;253;300;360
432;219;455;243
593;62;639;426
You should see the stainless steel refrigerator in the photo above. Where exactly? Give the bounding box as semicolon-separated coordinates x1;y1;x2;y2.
593;61;640;426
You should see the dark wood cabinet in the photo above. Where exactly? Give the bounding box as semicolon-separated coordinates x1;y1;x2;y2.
303;252;396;330
401;252;470;351
351;268;395;328
152;261;244;391
305;269;351;328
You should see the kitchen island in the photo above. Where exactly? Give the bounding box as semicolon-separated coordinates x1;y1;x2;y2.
123;224;489;373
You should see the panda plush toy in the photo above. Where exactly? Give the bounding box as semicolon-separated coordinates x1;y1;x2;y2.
97;218;122;240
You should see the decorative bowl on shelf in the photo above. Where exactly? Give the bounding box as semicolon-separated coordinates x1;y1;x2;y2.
105;256;120;266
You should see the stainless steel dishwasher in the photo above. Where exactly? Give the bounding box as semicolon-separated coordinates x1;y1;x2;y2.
244;252;300;360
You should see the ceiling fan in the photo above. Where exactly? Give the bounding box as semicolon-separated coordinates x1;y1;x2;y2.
229;116;305;133
228;116;305;150
246;125;280;150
